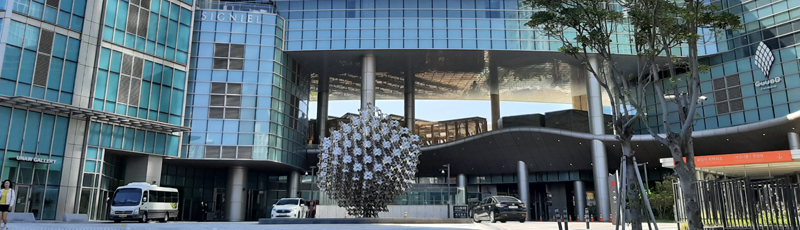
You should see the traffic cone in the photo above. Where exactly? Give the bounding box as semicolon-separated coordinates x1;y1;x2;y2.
591;215;594;222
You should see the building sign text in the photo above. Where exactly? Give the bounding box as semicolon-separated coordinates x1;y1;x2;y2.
200;12;262;23
15;156;56;164
755;76;782;90
690;150;791;167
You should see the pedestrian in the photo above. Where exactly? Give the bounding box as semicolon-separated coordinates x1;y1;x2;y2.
0;180;15;230
200;201;208;221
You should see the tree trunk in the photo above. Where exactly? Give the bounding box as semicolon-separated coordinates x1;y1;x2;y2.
671;141;703;230
621;142;643;230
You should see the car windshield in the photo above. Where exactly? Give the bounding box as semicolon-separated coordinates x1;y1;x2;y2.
495;197;521;203
112;188;142;206
276;199;300;205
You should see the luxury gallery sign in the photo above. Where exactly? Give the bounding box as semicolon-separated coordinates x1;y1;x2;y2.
199;12;263;23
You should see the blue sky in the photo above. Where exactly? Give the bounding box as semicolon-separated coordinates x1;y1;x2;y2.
309;100;574;121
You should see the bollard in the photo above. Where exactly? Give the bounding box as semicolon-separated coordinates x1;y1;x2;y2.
404;210;407;218
585;208;590;229
556;209;563;230
563;207;569;230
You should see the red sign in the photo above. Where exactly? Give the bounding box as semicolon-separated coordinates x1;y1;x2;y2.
691;150;792;167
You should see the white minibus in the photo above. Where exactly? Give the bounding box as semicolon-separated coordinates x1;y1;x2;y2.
108;182;179;223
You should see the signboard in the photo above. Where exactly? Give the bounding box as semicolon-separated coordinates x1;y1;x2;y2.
199;12;263;23
14;156;56;164
453;205;469;219
691;150;792;167
755;77;782;90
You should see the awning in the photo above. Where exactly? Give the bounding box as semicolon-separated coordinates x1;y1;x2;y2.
660;150;800;179
0;96;190;133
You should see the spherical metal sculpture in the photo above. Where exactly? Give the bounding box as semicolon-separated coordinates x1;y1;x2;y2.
317;104;421;218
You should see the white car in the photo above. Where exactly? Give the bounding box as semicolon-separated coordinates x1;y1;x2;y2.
270;198;309;218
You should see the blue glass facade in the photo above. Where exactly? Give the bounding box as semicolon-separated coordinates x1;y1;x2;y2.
185;7;310;168
0;20;80;104
636;0;800;133
0;106;69;220
0;0;795;222
276;0;641;53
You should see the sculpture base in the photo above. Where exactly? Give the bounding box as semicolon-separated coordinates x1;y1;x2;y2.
258;218;473;225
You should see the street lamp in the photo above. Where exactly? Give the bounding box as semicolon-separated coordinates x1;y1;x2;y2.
637;162;649;190
441;164;451;218
310;166;318;200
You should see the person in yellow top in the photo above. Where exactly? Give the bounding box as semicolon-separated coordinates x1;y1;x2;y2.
0;180;15;230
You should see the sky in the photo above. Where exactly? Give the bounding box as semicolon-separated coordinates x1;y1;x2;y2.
308;100;574;121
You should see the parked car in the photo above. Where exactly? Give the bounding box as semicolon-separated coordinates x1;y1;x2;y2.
270;198;309;218
471;196;527;223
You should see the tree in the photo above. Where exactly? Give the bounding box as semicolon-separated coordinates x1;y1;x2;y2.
647;177;677;221
625;1;740;229
524;1;658;229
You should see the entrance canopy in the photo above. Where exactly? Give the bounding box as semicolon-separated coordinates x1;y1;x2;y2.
660;150;800;179
289;50;646;103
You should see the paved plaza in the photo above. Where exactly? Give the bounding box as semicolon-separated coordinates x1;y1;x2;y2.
0;221;679;230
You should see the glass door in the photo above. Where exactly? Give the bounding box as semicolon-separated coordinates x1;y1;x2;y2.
13;185;31;213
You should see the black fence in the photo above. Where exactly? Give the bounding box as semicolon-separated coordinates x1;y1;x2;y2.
674;178;800;230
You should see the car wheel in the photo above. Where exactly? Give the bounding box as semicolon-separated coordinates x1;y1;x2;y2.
160;213;169;223
519;219;526;223
490;211;497;223
139;213;148;223
500;221;506;223
472;213;482;223
113;220;121;223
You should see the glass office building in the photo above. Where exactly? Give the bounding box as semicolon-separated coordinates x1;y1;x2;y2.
636;0;800;133
0;0;797;222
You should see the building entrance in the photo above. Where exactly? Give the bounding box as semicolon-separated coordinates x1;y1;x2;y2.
13;184;30;214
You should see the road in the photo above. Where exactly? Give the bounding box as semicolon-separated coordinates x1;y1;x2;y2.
2;221;679;230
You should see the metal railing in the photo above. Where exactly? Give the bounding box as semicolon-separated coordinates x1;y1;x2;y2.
674;178;800;230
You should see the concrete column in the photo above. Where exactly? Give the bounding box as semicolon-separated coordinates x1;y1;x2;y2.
586;56;610;221
489;59;500;130
225;166;247;221
789;132;799;150
124;155;164;185
361;54;376;109
574;181;586;221
517;161;530;220
57;118;89;216
405;71;415;133
289;171;301;198
316;75;330;144
457;174;467;205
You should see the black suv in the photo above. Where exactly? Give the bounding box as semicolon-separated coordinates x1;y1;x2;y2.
471;196;527;223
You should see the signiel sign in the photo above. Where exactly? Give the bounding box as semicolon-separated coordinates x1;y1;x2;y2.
199;12;263;23
14;156;56;164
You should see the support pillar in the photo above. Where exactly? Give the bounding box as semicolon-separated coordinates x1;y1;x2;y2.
574;181;586;221
316;74;329;144
489;58;500;130
457;174;466;205
289;171;301;198
518;161;530;220
361;54;376;109
124;155;164;185
586;56;610;221
789;132;799;150
225;166;247;221
405;71;415;133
